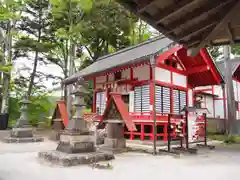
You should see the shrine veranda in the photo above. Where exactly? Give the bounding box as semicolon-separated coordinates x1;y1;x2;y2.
64;36;238;143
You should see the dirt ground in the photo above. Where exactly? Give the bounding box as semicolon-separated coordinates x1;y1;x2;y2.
0;130;239;180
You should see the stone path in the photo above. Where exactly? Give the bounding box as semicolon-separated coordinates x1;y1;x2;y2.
0;138;239;180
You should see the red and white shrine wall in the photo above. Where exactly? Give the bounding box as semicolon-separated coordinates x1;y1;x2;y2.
91;58;194;121
194;78;240;120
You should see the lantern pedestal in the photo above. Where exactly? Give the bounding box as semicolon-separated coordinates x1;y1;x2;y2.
4;128;43;143
99;121;127;153
39;121;114;167
49;119;64;141
38;81;114;166
4;95;44;143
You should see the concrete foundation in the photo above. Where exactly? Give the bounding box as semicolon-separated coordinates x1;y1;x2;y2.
4;128;44;143
38;150;114;167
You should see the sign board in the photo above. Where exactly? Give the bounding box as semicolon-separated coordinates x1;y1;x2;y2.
188;112;198;142
188;112;205;142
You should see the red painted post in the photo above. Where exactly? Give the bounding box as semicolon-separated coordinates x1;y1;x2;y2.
92;78;96;113
163;123;168;141
141;123;144;141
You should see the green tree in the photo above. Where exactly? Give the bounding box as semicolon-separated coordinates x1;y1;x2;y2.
0;0;24;113
232;45;240;57
15;0;55;97
207;46;222;61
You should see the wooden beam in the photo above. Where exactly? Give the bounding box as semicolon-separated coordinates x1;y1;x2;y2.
167;0;233;34
137;0;158;14
116;1;179;43
227;22;235;44
155;0;202;24
194;0;239;49
187;65;209;75
178;22;217;41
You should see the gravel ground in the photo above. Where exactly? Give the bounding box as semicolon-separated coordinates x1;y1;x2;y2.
0;132;239;180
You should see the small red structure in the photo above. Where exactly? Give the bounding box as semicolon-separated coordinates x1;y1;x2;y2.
51;100;69;128
97;93;136;132
64;37;223;142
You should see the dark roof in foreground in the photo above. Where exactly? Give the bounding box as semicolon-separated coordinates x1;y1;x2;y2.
116;0;240;48
216;58;240;77
63;36;173;85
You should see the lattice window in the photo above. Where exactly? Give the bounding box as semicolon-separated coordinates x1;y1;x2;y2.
173;89;186;114
134;85;150;112
96;92;106;115
155;85;171;114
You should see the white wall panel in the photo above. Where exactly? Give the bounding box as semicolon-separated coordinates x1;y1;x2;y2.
195;85;212;90
213;85;223;97
122;69;130;79
206;96;214;118
129;91;134;113
188;89;193;106
133;65;150;81
108;74;114;82
172;72;187;87
233;80;238;101
155;67;171;83
214;100;224;119
96;75;107;84
238;82;240;102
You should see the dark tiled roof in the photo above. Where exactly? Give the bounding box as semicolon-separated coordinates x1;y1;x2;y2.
216;58;240;77
63;36;173;85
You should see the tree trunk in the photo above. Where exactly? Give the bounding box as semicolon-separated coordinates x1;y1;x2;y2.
27;9;42;97
1;22;12;114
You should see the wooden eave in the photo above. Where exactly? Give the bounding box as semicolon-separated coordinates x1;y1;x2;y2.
116;0;240;49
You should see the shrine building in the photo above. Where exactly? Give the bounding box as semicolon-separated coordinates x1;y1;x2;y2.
194;59;240;131
64;36;223;141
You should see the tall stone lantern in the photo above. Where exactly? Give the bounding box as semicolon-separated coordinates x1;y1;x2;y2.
4;94;43;143
38;78;114;167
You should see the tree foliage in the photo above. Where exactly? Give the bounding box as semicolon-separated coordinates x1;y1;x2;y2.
0;0;154;126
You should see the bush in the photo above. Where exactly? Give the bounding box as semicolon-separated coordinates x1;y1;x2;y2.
8;94;55;127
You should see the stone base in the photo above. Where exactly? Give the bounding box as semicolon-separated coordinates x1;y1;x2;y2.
57;134;95;153
38;150;115;167
57;141;95;153
49;131;62;141
3;127;44;143
11;128;34;138
99;138;126;153
4;136;44;143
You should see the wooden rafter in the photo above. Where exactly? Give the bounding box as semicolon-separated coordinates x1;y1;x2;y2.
227;22;235;44
178;22;217;41
167;0;233;34
195;0;240;50
155;0;200;24
137;0;158;14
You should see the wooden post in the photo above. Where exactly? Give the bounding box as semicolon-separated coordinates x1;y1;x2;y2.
150;55;157;155
224;45;237;136
185;110;189;149
167;114;171;152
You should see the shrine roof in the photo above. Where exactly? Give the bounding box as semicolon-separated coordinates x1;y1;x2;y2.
63;36;173;85
116;0;240;49
216;59;240;76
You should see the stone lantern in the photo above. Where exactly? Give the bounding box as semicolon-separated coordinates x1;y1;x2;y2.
38;78;114;166
4;94;43;143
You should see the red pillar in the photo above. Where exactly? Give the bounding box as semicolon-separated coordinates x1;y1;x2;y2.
92;78;96;113
163;123;168;141
141;123;144;141
150;81;154;141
